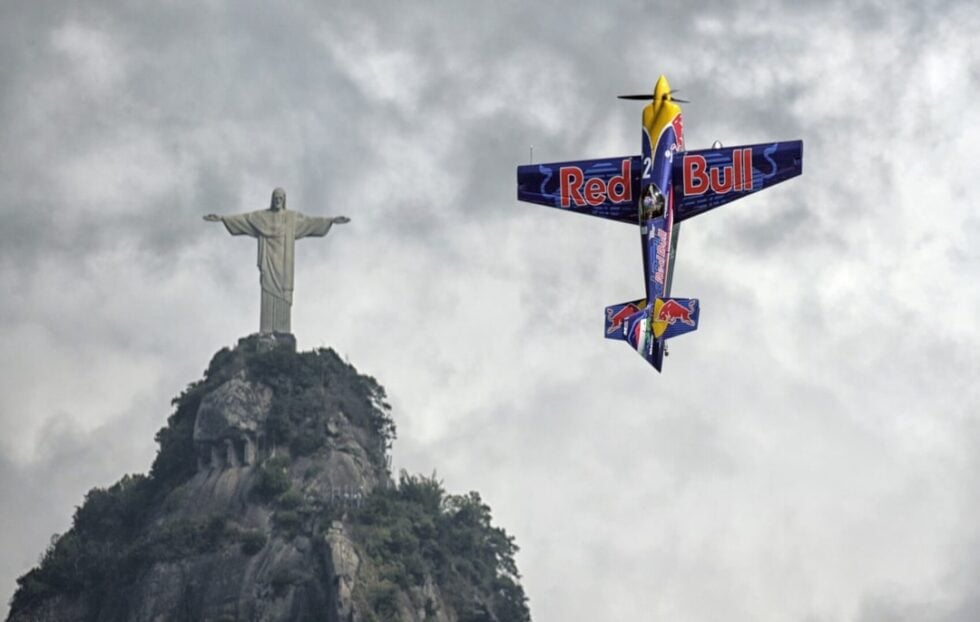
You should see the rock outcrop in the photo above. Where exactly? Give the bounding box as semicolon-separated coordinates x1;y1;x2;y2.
8;334;529;622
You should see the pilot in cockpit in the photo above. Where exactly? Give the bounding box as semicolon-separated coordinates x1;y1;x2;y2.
641;185;665;221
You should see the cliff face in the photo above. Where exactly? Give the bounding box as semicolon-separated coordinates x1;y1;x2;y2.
8;334;529;622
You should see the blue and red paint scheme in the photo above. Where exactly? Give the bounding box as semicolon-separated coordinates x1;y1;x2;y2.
516;75;803;371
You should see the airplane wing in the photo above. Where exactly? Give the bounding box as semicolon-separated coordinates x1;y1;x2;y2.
671;140;803;222
517;155;641;224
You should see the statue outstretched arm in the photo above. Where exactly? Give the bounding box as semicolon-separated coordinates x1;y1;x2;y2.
203;211;265;236
294;213;350;239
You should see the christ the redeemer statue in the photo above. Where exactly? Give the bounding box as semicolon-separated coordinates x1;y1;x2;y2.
204;187;349;334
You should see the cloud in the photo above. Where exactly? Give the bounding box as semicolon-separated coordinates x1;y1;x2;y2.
3;1;980;620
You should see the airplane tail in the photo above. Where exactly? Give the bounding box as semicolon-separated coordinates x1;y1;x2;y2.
616;297;700;371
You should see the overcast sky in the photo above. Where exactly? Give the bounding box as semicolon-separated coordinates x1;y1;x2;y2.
2;1;979;620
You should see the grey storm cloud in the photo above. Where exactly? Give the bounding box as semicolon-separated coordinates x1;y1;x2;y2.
2;1;980;620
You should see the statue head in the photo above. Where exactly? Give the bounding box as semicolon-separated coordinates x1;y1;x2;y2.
269;187;287;211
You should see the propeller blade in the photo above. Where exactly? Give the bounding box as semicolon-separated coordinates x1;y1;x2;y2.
617;94;690;103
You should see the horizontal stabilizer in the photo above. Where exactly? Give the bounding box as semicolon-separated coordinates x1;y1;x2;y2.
653;297;699;340
604;298;646;341
671;140;802;222
517;155;641;224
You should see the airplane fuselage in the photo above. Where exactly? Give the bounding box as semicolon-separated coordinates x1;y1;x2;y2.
639;76;684;304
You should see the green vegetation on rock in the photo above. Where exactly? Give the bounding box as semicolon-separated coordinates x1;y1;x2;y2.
245;343;396;459
11;474;239;615
351;473;530;622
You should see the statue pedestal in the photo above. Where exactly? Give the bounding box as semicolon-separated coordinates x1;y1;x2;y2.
236;332;297;353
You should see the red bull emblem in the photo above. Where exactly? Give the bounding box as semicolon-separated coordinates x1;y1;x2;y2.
682;148;754;196
657;299;696;326
606;302;643;335
671;114;684;151
560;159;632;207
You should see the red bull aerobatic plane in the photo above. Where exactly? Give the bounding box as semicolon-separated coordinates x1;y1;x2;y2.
516;75;803;372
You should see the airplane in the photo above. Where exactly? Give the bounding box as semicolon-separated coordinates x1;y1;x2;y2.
516;75;803;372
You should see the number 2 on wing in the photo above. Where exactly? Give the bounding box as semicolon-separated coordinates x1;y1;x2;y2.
643;157;652;178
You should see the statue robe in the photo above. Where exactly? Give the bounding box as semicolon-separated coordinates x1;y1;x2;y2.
220;209;334;333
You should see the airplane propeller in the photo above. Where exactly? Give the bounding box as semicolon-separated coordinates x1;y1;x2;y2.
617;90;689;103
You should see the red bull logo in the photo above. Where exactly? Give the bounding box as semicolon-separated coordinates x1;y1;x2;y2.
657;299;696;326
606;302;643;335
682;148;754;196
671;115;685;151
560;159;632;207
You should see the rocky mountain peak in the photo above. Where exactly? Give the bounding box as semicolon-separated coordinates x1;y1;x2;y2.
8;335;529;622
